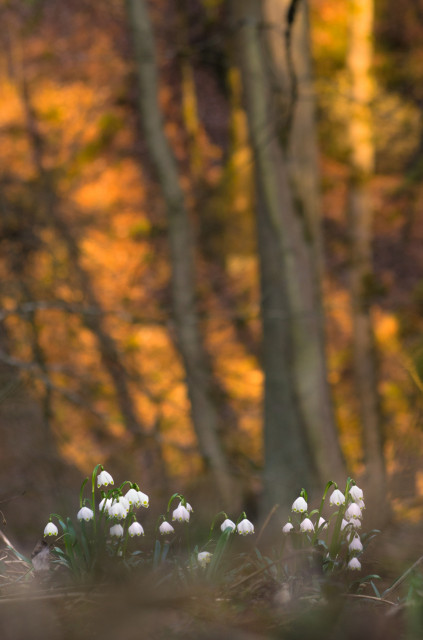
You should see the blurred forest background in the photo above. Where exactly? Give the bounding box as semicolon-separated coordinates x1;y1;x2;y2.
1;0;423;547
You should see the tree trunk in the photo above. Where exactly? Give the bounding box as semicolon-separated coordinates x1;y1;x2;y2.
126;0;236;509
263;0;324;284
347;0;387;518
231;0;346;489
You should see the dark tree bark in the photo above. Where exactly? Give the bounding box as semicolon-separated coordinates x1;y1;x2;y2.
230;0;346;501
126;0;236;509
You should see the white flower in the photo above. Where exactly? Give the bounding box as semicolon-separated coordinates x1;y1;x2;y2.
172;504;190;522
137;491;149;508
125;488;141;507
282;522;294;533
221;518;236;533
99;497;113;512
128;521;144;537
197;551;212;568
77;507;94;522
181;501;193;513
317;517;328;530
349;485;363;502
349;535;363;553
329;489;345;506
348;557;361;571
110;524;124;537
97;469;114;488
44;522;58;536
292;497;307;513
299;518;314;533
109;501;127;520
340;519;349;531
349;517;362;529
356;499;365;510
159;521;175;535
237;518;254;535
345;503;362;520
119;496;130;514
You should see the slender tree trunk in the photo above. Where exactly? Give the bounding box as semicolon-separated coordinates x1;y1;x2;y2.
263;0;324;283
126;0;236;509
347;0;387;517
231;0;346;488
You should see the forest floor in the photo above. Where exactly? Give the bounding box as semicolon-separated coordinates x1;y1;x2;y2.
0;514;422;640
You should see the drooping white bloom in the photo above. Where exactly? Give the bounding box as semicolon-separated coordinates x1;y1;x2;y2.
109;501;127;520
128;521;144;537
345;503;362;521
197;551;212;568
44;522;58;536
237;518;255;535
137;491;149;508
125;488;141;507
347;557;361;571
318;517;328;530
349;485;364;502
349;535;363;553
299;518;314;533
292;497;307;513
172;504;190;522
77;506;94;522
356;499;365;511
340;519;349;531
349;517;362;529
119;496;130;514
221;518;236;533
97;469;114;488
183;502;193;513
110;524;124;537
159;521;175;535
99;497;113;512
282;522;294;534
329;489;345;506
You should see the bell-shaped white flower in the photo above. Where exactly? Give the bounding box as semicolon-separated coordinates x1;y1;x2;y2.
125;488;141;507
221;518;236;533
44;522;58;537
110;524;124;537
292;497;307;513
128;521;144;537
349;485;363;502
119;496;130;514
159;521;175;535
349;535;363;553
347;557;361;571
356;498;365;510
77;506;94;522
97;469;114;488
237;518;254;535
137;491;149;508
345;503;362;520
329;489;345;506
349;516;362;529
282;522;294;534
182;501;193;513
109;501;127;520
172;504;190;522
317;517;328;530
197;551;212;568
99;497;113;512
340;518;349;531
300;518;314;533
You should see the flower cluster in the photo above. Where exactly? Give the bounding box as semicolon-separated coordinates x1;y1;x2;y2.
40;464;256;581
282;481;366;572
